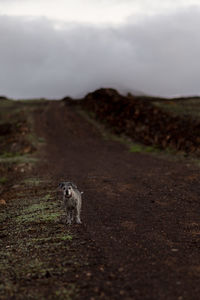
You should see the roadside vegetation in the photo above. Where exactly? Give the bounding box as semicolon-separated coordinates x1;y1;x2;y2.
0;99;80;299
76;106;200;167
77;88;200;157
152;97;200;119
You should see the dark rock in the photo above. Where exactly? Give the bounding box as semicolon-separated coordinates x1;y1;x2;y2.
0;123;12;135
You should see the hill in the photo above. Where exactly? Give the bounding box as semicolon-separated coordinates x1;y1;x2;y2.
64;88;200;156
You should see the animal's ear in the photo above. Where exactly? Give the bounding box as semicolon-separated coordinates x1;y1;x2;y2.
68;182;77;189
58;182;64;189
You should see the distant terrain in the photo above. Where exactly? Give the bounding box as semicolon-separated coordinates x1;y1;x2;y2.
65;88;200;156
0;89;200;299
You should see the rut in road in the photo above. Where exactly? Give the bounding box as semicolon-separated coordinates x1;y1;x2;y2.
34;101;200;300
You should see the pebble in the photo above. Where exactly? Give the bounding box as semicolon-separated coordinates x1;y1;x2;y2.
0;199;6;205
12;184;21;189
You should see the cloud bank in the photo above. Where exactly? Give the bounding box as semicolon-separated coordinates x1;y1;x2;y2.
0;8;200;99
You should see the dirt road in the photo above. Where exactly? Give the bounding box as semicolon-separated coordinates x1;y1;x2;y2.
32;101;200;300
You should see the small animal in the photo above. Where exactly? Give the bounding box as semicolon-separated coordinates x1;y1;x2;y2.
58;182;83;225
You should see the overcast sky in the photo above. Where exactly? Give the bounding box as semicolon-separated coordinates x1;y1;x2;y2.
0;0;200;99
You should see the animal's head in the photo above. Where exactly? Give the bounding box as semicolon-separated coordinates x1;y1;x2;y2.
58;182;77;197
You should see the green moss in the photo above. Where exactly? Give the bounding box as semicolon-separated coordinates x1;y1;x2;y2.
11;258;53;280
55;285;77;300
0;177;8;184
23;178;51;187
25;200;57;212
129;144;144;153
129;144;161;153
60;234;73;241
16;201;60;224
153;98;200;119
23;178;41;186
31;234;73;243
0;154;38;164
39;213;60;222
43;193;54;201
1;152;20;158
38;137;46;143
16;212;60;224
23;202;48;213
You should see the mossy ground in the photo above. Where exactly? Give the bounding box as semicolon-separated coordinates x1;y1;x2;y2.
153;97;200;119
0;177;81;299
0;100;85;299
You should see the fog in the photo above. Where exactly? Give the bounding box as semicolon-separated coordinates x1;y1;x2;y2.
0;7;200;99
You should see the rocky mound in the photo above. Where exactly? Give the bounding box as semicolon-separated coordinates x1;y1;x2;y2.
80;88;200;156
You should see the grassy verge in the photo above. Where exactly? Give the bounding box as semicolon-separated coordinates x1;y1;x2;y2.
0;177;79;299
0;100;80;299
0;99;47;185
76;107;200;166
152;97;200;119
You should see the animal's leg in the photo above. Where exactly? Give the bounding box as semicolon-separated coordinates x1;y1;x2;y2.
66;210;72;225
75;207;82;224
71;210;75;223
